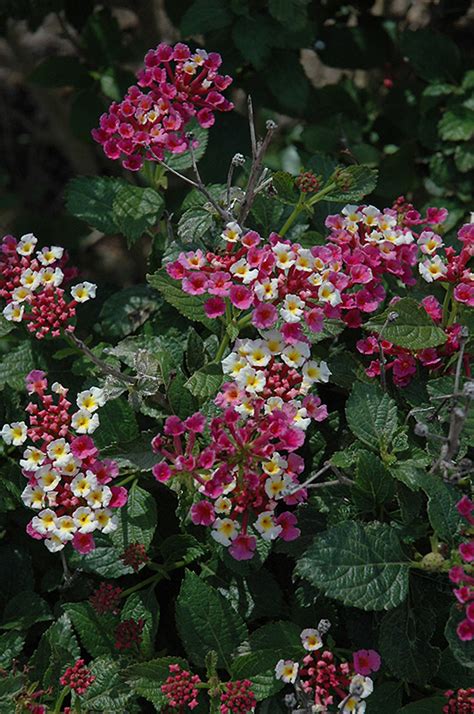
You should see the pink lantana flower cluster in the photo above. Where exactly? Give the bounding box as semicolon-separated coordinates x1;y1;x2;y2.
0;233;96;339
92;42;233;171
1;371;127;554
449;496;474;641
275;623;377;712
152;404;307;561
443;688;474;713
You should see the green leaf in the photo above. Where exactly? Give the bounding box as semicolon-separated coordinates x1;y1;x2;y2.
353;451;395;512
397;698;446;714
0;315;14;337
445;604;474;669
438;106;474;141
166;123;208;171
400;29;461;82
125;656;189;710
180;0;232;35
178;206;215;242
1;591;52;630
264;50;309;114
160;534;204;567
185;363;223;398
249;621;301;650
147;271;218;332
366;681;403;714
168;373;198;418
324;165;378;203
272;171;299;204
379;604;441;685
454;143;474;172
251;193;285;234
77;655;135;712
0;546;34;603
0;342;34;391
31;613;80;691
175;570;248;669
110;483;157;552
63;602;116;657
66;177;164;244
68;533;132;577
113;184;164;246
97;285;161;339
231;650;289;701
93;398;139;449
345;382;398;451
121;590;159;658
0;632;24;668
268;0;310;29
66;176;121;234
364;298;447;349
296;521;410;610
232;16;274;69
420;475;462;543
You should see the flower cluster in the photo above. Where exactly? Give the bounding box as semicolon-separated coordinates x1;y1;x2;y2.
449;496;474;641
161;664;202;711
443;688;474;713
152;405;307;560
1;372;127;554
89;582;123;615
92;42;233;171
59;659;95;696
0;233;96;339
218;333;330;419
114;618;144;651
120;541;149;571
219;679;256;714
275;623;377;712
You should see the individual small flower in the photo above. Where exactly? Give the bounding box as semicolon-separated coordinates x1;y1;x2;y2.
353;649;381;676
275;659;299;684
221;222;242;243
301;628;323;651
339;675;374;714
89;582;123;615
211;518;239;546
1;421;28;446
115;618;145;650
204;296;226;318
70;281;97;302
229;533;256;560
419;255;447;282
76;387;106;412
3;302;24;322
190;500;215;526
254;511;282;541
60;659;95;695
71;409;100;434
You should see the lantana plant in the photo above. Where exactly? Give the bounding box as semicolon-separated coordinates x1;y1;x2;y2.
0;40;472;714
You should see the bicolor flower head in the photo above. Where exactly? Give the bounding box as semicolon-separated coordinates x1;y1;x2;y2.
275;659;299;684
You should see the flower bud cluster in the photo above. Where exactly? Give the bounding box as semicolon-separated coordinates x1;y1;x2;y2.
1;371;127;554
0;233;96;339
449;496;474;642
92;42;233;171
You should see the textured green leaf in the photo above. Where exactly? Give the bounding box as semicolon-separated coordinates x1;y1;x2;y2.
296;521;409;610
400;28;461;82
0;342;34;391
268;0;310;28
178;206;215;242
63;602;116;657
438;106;474;141
97;285;161;339
251;193;285;234
113;184;164;246
231;649;291;701
420;475;462;543
166;123;208;171
31;613;80;691
68;535;132;578
77;655;135;712
185;363;223;398
168;373;198;418
125;656;189;709
366;681;403;714
354;450;395;512
160;534;204;567
249;621;301;650
445;604;474;669
121;590;159;658
110;483;157;552
1;591;52;630
93;397;139;449
175;571;248;669
345;382;398;451
397;698;445;713
379;604;441;685
0;315;14;337
66;176;121;234
180;0;232;35
147;271;218;332
324;165;378;203
455;143;474;172
272;171;299;204
365;298;447;349
0;632;24;668
232;16;274;69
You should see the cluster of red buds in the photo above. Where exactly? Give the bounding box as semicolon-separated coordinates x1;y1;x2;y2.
92;42;233;171
161;664;202;710
295;171;322;193
89;582;123;615
59;659;95;695
1;371;127;554
0;233;95;339
114;618;144;650
443;688;474;713
120;542;149;572
219;679;256;713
